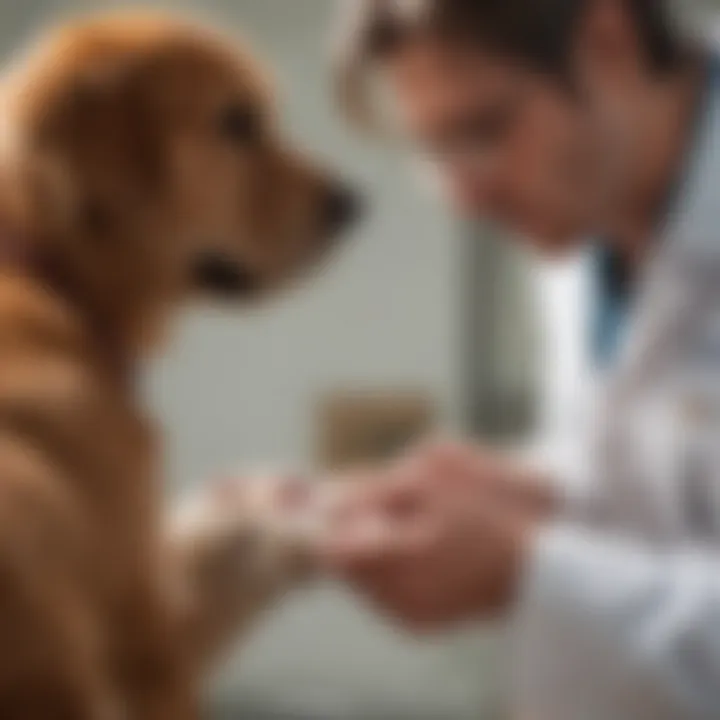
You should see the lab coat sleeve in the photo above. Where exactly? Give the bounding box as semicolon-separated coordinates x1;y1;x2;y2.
516;525;720;720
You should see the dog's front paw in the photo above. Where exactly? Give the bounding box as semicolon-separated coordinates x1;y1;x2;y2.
168;471;333;665
170;472;326;596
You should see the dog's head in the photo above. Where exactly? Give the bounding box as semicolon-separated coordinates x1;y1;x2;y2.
2;12;361;351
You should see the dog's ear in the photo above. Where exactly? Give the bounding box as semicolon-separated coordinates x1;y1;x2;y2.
19;45;181;242
38;49;168;178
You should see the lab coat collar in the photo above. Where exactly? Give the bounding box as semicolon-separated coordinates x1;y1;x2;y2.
605;48;720;395
659;49;720;255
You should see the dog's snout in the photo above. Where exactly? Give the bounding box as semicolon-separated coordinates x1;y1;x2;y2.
323;185;363;236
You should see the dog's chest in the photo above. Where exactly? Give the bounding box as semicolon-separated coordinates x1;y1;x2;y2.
87;401;162;586
90;405;193;705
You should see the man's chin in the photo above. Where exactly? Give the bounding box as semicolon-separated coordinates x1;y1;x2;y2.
515;222;586;259
469;212;586;259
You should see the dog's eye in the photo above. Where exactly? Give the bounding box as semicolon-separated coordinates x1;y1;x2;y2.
219;104;263;144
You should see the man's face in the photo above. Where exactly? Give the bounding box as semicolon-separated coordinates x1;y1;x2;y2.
383;41;622;253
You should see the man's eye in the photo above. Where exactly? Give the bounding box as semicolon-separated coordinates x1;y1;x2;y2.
219;104;263;144
460;106;515;146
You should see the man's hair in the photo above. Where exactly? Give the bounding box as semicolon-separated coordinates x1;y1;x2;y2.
335;0;682;129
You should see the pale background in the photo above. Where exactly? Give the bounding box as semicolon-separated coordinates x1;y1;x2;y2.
0;1;711;718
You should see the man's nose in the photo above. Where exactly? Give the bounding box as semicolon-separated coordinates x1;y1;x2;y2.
452;165;507;220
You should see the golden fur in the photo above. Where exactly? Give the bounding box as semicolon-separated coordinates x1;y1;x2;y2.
0;11;355;719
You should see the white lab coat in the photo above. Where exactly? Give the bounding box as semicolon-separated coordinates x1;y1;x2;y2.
515;51;720;720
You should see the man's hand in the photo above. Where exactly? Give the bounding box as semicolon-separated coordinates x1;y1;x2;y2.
322;442;557;631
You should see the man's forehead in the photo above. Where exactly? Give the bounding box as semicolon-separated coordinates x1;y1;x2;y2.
385;41;525;119
387;41;524;97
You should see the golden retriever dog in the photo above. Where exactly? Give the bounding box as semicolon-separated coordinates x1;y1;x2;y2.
0;11;359;719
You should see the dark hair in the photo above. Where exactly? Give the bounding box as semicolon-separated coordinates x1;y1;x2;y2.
335;0;682;129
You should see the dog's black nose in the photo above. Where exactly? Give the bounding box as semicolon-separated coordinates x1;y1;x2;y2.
324;184;363;236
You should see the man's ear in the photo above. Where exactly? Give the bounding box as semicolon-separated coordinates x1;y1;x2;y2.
572;0;645;89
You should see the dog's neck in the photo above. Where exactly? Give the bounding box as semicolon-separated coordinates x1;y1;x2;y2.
0;110;135;386
42;244;137;389
0;217;138;390
0;90;178;389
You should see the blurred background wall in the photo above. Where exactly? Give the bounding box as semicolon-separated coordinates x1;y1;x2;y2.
0;0;714;718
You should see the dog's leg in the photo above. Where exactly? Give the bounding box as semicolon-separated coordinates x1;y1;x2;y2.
166;474;321;670
110;553;201;720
